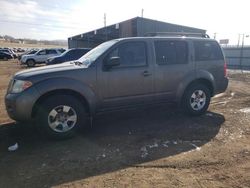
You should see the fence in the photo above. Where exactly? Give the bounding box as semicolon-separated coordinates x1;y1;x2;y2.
223;46;250;70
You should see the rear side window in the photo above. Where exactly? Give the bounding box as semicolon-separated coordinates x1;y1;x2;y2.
154;41;188;65
194;41;223;61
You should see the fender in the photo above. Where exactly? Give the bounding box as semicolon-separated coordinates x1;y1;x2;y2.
33;77;97;114
176;69;215;102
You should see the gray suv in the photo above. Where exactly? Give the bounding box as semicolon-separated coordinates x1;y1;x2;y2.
5;35;228;139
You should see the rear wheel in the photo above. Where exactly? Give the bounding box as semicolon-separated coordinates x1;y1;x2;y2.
182;84;211;116
36;95;87;139
26;59;35;67
3;57;8;61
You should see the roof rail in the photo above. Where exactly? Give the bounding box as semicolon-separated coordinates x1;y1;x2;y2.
144;32;210;38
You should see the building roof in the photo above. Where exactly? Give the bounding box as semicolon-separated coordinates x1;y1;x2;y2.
68;17;206;48
69;17;206;40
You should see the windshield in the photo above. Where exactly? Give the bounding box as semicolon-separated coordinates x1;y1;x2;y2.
78;40;118;66
60;49;70;56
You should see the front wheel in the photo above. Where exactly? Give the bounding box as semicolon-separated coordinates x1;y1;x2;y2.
26;59;35;67
182;84;211;116
36;95;87;139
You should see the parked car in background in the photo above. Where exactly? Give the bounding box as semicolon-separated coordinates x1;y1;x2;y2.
0;48;17;58
17;48;26;53
46;48;91;65
18;49;38;60
5;34;228;139
57;48;66;53
0;51;13;60
20;48;63;67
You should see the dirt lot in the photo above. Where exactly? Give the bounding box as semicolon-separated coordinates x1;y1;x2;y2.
0;60;250;188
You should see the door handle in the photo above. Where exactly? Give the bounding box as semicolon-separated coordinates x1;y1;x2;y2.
142;71;152;77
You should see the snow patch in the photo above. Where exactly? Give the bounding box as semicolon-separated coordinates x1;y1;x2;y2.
140;146;148;158
190;143;201;151
162;140;170;147
148;142;158;149
239;108;250;113
173;141;178;145
206;112;213;117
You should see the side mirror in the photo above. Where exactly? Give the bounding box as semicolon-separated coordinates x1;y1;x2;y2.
104;57;120;69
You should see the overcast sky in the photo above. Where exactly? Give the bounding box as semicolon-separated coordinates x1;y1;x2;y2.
0;0;250;45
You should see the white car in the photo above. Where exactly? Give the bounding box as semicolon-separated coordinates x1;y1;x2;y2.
20;49;64;67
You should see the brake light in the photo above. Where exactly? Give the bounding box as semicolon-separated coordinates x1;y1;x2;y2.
224;61;227;77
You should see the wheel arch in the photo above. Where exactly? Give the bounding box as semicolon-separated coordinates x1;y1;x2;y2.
177;78;214;105
26;58;36;64
31;89;90;118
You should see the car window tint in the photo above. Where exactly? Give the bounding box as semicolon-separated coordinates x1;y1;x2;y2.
38;50;46;55
155;41;188;65
47;49;57;54
58;49;65;53
194;41;223;61
107;41;147;67
65;50;74;56
73;50;85;58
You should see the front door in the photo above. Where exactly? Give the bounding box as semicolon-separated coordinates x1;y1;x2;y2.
97;41;154;110
36;49;48;63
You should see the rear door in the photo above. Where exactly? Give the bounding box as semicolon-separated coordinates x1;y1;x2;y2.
97;40;154;110
153;39;194;102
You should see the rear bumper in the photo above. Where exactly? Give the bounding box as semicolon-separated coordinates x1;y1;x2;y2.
214;77;229;95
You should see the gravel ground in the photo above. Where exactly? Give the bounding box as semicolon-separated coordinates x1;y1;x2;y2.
0;60;249;188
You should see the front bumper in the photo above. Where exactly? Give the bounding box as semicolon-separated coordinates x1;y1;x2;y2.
5;87;40;122
20;59;26;64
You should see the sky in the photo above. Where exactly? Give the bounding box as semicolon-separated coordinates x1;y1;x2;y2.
0;0;250;45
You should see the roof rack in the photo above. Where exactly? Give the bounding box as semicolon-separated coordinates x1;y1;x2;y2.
144;32;210;38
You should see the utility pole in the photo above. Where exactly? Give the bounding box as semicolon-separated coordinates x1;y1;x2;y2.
104;13;106;27
104;13;107;41
141;9;144;18
239;34;249;72
237;34;241;47
239;34;245;73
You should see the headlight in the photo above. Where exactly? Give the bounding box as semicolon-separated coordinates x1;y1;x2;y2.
21;56;27;62
9;80;33;93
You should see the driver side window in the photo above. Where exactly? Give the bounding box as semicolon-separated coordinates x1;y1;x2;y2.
38;50;46;55
107;41;147;68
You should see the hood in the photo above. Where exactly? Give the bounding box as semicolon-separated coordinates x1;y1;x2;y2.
15;62;88;80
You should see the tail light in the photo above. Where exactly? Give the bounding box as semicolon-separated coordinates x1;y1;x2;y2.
224;61;227;77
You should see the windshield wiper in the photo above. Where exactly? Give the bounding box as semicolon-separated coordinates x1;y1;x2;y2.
71;61;84;66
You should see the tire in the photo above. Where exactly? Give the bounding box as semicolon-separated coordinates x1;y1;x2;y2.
26;59;35;67
182;83;211;116
3;57;8;61
36;95;87;139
